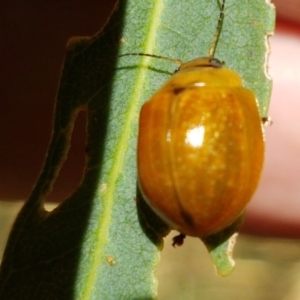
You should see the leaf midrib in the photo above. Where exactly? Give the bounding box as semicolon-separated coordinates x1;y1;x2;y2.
80;1;164;299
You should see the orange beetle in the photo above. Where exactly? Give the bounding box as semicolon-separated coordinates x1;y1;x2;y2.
134;0;265;242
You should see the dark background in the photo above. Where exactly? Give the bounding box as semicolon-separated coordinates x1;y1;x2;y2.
0;0;116;202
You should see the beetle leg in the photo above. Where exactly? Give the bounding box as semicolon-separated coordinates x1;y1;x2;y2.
172;233;186;247
261;116;272;126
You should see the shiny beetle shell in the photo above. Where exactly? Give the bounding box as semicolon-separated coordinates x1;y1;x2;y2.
137;57;264;238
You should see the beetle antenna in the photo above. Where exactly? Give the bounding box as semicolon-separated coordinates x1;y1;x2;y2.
119;53;183;66
209;0;225;57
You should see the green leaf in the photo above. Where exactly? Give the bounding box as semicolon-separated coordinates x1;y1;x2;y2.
202;215;244;277
0;0;275;299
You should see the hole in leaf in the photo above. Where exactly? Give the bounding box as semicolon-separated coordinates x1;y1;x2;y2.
46;110;86;207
